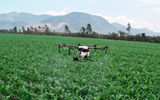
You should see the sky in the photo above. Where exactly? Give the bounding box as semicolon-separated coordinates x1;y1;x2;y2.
0;0;160;32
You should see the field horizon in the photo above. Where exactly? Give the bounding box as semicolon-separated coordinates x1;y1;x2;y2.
0;33;160;99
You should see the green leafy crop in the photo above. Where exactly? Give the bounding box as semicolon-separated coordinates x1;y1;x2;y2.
0;33;160;100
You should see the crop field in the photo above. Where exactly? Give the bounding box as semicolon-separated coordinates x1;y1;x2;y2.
0;33;160;100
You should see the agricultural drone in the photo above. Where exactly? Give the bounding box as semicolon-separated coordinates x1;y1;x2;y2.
58;43;108;61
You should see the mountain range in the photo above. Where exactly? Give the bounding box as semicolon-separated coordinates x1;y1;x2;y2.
0;12;159;36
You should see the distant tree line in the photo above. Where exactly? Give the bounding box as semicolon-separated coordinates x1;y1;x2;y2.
0;23;160;43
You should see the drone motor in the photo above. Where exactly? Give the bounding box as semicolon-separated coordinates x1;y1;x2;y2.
58;43;108;59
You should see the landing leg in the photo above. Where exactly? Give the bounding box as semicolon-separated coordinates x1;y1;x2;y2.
73;57;82;62
68;48;71;55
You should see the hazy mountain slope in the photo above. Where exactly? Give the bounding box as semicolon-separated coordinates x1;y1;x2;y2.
112;23;158;36
0;12;52;29
42;12;117;33
0;12;159;36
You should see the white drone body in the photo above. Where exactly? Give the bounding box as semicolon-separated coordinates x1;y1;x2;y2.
78;46;90;58
58;44;108;60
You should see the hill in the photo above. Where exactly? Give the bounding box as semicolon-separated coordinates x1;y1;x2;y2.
0;12;52;29
42;12;117;33
112;23;158;36
0;12;159;35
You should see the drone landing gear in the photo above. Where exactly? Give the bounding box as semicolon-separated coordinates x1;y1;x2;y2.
73;56;92;62
85;56;93;62
73;57;80;62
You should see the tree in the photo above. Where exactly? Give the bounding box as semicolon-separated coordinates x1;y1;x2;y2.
64;25;71;34
18;29;22;33
118;31;126;40
38;26;42;33
126;23;131;34
9;29;12;33
34;27;38;34
13;26;18;33
141;33;146;37
141;33;146;41
22;26;26;33
80;26;86;33
38;26;41;30
30;26;34;32
27;27;31;34
86;24;92;34
108;32;118;39
44;25;50;34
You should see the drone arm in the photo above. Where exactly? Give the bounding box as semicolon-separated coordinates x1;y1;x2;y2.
89;45;108;54
58;44;78;55
88;44;97;53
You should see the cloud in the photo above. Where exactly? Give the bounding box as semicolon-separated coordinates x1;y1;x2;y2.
95;13;160;32
130;0;160;16
152;7;160;13
134;0;160;6
39;8;72;16
40;11;68;16
115;0;160;6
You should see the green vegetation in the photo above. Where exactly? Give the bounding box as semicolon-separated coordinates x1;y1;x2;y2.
1;25;160;44
0;33;160;99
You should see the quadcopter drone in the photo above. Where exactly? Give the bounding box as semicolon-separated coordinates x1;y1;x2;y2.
58;43;108;61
